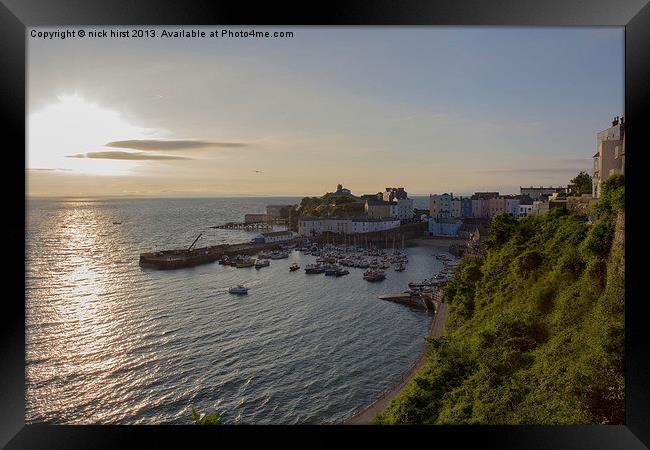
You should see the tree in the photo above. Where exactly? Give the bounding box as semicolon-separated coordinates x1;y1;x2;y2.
569;171;593;196
486;212;518;250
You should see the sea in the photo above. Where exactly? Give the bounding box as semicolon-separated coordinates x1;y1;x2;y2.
25;196;444;424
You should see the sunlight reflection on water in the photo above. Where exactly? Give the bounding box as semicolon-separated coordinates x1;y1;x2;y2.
26;197;437;424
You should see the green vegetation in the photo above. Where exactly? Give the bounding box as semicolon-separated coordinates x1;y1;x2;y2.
191;407;223;425
298;191;364;218
374;174;624;425
569;171;593;196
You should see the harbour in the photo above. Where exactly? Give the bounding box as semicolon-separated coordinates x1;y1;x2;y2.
26;196;440;425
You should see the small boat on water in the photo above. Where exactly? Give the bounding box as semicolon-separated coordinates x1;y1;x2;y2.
228;285;249;295
305;264;324;274
270;251;289;260
236;258;255;268
255;259;270;269
363;269;386;282
335;269;349;277
324;265;341;276
289;263;300;272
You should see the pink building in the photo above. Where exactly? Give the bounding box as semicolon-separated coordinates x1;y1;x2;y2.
488;197;506;217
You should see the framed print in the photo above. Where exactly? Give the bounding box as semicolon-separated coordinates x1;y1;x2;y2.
3;0;649;447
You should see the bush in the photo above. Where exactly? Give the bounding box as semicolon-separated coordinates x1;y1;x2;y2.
515;250;543;277
191;407;223;425
375;183;624;425
557;249;586;280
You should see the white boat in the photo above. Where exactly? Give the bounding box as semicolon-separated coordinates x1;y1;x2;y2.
255;259;270;269
228;285;249;295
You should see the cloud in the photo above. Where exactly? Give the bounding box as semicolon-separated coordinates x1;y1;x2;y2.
104;140;247;151
66;151;192;160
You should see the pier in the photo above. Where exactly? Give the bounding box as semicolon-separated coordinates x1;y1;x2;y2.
212;216;290;232
211;221;274;231
139;238;301;270
378;289;443;313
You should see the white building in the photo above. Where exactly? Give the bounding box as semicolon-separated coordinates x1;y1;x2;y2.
393;198;414;220
451;198;462;218
298;217;351;236
518;204;533;217
352;218;401;234
429;193;454;219
298;216;399;236
531;201;549;216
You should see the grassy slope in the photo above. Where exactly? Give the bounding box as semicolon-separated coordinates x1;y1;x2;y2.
374;175;625;425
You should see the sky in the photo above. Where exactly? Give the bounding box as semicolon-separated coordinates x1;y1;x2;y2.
27;27;624;198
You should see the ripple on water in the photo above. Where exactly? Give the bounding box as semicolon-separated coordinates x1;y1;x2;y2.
26;197;437;424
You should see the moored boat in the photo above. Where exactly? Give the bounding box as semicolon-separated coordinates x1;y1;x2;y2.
324;265;341;276
255;259;270;269
228;285;249;295
270;251;290;259
236;257;256;268
305;264;324;274
363;269;386;282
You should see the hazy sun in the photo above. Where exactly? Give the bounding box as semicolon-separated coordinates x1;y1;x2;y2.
28;94;156;175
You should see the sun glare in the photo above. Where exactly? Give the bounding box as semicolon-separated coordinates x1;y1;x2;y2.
28;94;157;175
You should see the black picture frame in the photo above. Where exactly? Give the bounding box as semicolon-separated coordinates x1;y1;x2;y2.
4;0;649;447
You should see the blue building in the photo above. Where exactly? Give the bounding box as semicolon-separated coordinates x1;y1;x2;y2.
461;197;472;218
427;218;462;236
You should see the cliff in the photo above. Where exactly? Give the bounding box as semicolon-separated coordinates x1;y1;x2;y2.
374;175;625;425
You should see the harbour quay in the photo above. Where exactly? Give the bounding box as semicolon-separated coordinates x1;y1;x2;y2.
139;239;301;270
